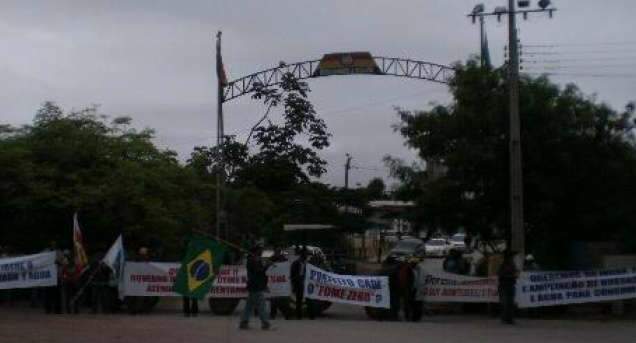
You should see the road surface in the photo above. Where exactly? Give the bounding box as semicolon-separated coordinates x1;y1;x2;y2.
2;302;636;343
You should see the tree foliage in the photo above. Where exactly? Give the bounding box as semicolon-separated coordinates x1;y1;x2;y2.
389;61;636;267
188;72;336;240
0;102;215;258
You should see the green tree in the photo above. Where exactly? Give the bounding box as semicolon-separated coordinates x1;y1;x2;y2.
0;103;214;258
366;177;386;199
390;60;636;267
187;72;333;241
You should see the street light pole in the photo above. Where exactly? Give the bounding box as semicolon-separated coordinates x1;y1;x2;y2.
468;1;557;262
507;0;525;260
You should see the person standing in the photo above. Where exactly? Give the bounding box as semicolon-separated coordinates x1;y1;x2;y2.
269;247;291;320
290;248;314;319
397;259;414;321
62;255;82;314
240;245;271;330
399;257;422;321
91;258;112;314
498;250;519;325
182;296;199;317
44;241;64;314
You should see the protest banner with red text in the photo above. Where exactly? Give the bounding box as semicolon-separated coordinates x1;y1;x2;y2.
416;270;499;303
123;261;290;298
210;262;291;298
123;262;179;297
304;264;390;308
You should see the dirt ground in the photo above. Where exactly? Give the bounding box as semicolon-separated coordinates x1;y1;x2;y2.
2;303;636;343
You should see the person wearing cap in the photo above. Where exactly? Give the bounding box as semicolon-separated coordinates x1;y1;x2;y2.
239;245;272;330
498;250;519;324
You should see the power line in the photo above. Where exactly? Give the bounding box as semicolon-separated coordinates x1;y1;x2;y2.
522;57;636;63
525;64;636;70
318;88;449;117
524;72;636;79
352;165;382;172
523;41;636;48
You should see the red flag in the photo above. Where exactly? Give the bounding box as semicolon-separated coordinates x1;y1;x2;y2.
216;31;228;86
73;212;89;272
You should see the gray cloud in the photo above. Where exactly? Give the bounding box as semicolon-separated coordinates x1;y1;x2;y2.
2;0;634;187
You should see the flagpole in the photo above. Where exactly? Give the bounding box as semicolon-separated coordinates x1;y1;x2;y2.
215;31;225;240
480;15;485;67
69;262;103;308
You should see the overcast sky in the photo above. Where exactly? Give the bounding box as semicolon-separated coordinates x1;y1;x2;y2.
2;0;635;188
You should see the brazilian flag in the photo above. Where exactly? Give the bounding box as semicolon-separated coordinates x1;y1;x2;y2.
174;235;226;299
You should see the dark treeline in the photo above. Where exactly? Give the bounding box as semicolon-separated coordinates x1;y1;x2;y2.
0;74;383;259
386;61;636;268
1;102;213;258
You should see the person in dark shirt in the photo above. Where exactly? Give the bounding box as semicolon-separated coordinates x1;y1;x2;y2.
239;245;271;330
290;248;315;319
498;250;519;324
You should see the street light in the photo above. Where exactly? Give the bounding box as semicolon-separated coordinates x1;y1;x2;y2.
494;6;508;22
518;1;530;8
468;0;557;264
471;3;485;23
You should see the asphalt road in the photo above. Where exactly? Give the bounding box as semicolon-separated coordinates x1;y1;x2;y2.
2;304;636;343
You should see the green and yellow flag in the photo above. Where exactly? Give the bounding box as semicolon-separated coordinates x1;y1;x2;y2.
174;235;226;299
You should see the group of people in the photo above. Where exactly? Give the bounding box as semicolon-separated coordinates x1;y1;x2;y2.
40;241;117;315
238;245;320;330
3;241;524;327
34;242;157;315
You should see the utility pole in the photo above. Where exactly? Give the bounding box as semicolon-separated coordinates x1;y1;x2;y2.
344;153;352;189
468;1;556;262
507;0;524;259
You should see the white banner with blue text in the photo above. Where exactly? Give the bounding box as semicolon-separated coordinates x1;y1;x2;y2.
0;252;58;289
517;268;636;308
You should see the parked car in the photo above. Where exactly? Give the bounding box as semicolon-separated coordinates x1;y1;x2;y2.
383;238;425;264
424;238;450;257
449;233;467;252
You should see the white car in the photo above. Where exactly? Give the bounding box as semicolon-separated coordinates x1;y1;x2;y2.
449;233;467;251
425;238;449;257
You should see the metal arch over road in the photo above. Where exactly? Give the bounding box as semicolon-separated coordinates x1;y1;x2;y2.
222;55;456;103
213;46;457;240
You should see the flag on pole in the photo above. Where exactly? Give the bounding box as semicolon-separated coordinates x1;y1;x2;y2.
73;212;89;272
102;234;125;300
174;235;226;299
216;31;228;86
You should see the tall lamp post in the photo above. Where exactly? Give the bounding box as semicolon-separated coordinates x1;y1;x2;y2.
468;1;556;262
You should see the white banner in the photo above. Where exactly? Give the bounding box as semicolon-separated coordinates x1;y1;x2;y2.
517;268;636;308
123;261;291;298
0;252;58;289
123;262;180;297
416;270;499;303
304;264;390;308
210;262;291;298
